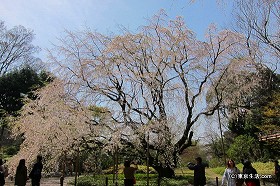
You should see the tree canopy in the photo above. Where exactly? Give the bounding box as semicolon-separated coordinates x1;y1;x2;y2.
4;1;280;176
46;11;261;177
0;67;50;129
0;21;39;76
0;67;50;117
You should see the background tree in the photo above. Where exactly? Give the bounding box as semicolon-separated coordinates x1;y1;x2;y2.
48;12;258;177
0;66;50;116
0;66;50;156
173;0;280;163
226;134;261;161
234;0;279;69
204;124;235;166
0;21;40;76
0;20;42;156
203;0;280;162
9;79;89;172
207;67;279;162
9;79;122;174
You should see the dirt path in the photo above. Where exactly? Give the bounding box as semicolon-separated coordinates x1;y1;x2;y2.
4;177;74;186
4;174;276;186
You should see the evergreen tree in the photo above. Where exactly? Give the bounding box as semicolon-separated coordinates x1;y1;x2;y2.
0;66;52;151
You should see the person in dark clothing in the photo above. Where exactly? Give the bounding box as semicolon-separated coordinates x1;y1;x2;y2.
187;157;208;186
123;160;138;186
29;155;43;186
275;160;280;186
242;160;260;186
15;159;28;186
0;159;5;186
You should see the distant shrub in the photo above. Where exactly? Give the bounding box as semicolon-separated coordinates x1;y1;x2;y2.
160;177;189;186
102;164;157;174
211;166;225;175
4;145;19;156
208;158;224;168
75;176;96;186
211;161;276;176
136;165;157;174
251;161;274;175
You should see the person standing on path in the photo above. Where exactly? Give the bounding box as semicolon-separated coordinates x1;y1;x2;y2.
123;160;138;186
221;159;242;186
29;155;43;186
187;157;208;186
275;160;280;186
242;160;260;186
15;159;28;186
0;159;5;186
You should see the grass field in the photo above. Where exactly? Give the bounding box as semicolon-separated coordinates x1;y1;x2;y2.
73;161;278;186
74;168;220;186
211;161;276;175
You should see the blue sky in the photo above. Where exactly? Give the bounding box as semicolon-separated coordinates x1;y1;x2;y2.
0;0;235;139
0;0;233;61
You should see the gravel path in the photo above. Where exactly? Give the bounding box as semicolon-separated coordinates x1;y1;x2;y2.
3;177;277;186
4;177;74;186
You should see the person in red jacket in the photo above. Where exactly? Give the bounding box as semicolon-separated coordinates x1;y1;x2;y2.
242;160;260;186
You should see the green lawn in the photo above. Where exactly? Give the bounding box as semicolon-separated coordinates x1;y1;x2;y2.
72;173;190;186
212;161;275;175
72;168;217;186
72;161;277;186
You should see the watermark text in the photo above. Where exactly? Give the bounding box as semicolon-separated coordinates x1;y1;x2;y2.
230;174;272;179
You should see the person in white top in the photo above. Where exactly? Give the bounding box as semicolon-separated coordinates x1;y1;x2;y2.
221;159;241;186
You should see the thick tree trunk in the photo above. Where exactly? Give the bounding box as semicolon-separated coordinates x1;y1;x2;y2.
0;125;5;151
152;165;175;178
